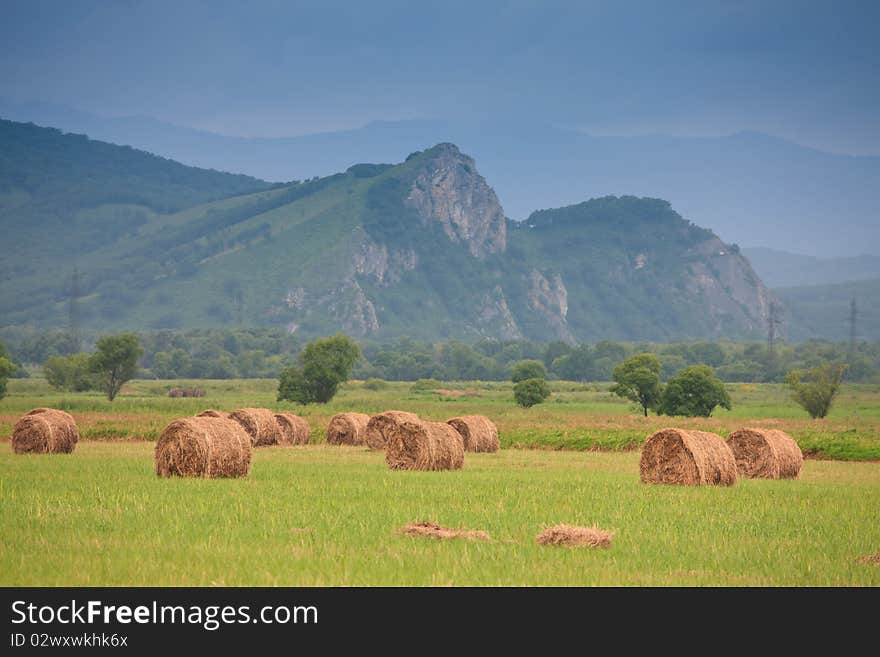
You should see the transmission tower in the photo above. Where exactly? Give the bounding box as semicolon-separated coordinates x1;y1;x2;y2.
767;300;782;357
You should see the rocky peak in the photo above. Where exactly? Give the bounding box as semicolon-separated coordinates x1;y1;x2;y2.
405;143;507;258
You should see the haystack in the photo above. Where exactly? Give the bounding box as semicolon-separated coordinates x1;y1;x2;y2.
326;412;371;446
400;521;490;541
12;408;79;454
385;416;465;471
229;408;281;447
447;415;499;452
155;417;251;478
536;524;613;548
726;427;803;479
274;412;311;445
196;409;228;418
365;410;421;450
640;428;737;486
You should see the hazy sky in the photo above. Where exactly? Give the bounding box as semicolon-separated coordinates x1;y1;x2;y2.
1;0;878;154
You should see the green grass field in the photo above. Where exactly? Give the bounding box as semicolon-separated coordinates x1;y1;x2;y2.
1;378;879;586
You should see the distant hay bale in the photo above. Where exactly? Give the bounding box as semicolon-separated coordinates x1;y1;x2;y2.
274;412;311;446
385;416;465;471
447;415;499;452
168;387;205;398
326;412;371;446
640;428;737;486
536;524;613;548
726;427;803;479
399;521;490;541
12;408;79;454
155;417;251;478
196;409;228;418
365;410;421;451
229;408;281;447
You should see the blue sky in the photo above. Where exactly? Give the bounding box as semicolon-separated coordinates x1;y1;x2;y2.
1;0;878;154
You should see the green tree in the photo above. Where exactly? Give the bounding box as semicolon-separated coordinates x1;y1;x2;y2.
786;363;846;419
90;333;143;401
0;356;15;400
513;377;551;408
611;353;662;416
657;365;731;417
278;334;360;404
44;353;96;391
511;359;547;383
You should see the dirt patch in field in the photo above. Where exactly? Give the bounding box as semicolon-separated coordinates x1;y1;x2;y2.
858;552;880;565
536;524;613;548
399;521;490;541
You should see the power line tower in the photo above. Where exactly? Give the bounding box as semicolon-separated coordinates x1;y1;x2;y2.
848;297;858;357
767;300;782;358
68;266;82;353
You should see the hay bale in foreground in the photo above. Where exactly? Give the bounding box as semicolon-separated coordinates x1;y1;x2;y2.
726;427;803;479
326;412;371;446
447;415;499;452
536;524;613;548
400;521;490;541
12;408;79;454
196;409;228;418
365;410;421;451
155;417;251;478
385;416;465;471
229;408;281;447
640;428;736;486
274;412;311;445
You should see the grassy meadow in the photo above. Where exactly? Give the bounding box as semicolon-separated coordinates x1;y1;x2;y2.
1;378;879;586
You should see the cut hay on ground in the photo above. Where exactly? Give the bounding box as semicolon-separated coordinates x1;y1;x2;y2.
155;417;251;478
399;521;490;541
536;524;613;548
326;412;371;446
447;415;500;452
12;408;79;454
195;409;228;418
385;416;465;471
229;408;281;447
858;552;880;565
640;428;737;486
726;427;803;479
274;412;311;446
365;410;421;451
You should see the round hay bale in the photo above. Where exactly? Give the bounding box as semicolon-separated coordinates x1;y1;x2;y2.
365;410;421;451
229;408;281;447
274;412;311;446
385;416;465;471
155;417;251;478
12;408;79;454
326;412;371;446
196;409;228;418
640;428;736;486
726;427;803;479
446;415;499;452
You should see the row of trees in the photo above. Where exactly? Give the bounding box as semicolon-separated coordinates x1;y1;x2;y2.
2;327;877;383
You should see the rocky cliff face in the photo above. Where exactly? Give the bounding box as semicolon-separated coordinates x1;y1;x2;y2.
405;143;507;258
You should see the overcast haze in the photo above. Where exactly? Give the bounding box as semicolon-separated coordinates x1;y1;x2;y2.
2;0;879;154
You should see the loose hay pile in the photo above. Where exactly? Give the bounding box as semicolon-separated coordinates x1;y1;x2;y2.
640;428;737;486
12;408;79;454
155;417;251;478
274;413;311;445
447;415;500;452
385;416;465;471
365;410;421;451
229;408;281;447
196;409;228;418
536;524;613;548
726;427;803;479
326;412;371;446
399;521;490;541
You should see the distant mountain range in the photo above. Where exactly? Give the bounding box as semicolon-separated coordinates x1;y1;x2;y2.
1;119;778;342
1;97;878;258
743;247;880;288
